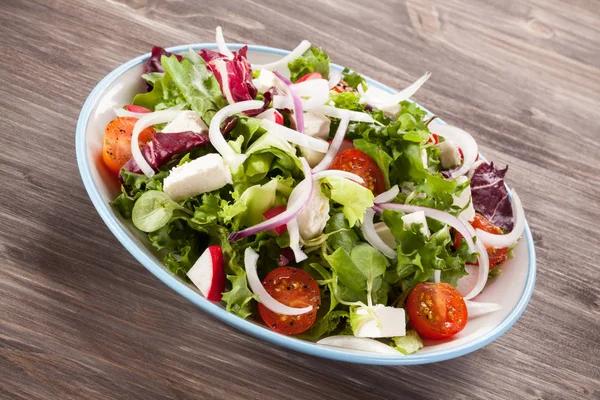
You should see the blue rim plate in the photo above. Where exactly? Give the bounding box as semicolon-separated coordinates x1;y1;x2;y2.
76;43;536;365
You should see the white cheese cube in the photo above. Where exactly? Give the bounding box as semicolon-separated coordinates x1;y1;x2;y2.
402;211;430;238
296;181;330;240
453;176;475;222
252;69;279;93
437;140;462;169
163;154;232;201
361;86;401;119
299;112;331;167
161;111;208;134
353;305;406;338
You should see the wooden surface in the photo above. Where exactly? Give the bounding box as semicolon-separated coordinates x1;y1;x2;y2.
1;0;599;398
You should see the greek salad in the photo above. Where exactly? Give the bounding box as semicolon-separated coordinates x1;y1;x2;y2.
103;27;526;355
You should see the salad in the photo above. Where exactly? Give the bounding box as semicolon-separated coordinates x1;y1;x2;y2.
103;27;526;355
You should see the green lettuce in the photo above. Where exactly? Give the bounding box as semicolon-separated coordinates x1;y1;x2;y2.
288;46;330;82
390;330;423;355
323;177;374;227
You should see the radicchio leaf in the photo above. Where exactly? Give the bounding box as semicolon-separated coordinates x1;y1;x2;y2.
143;47;183;91
120;131;210;178
199;46;257;103
243;87;275;117
470;162;513;231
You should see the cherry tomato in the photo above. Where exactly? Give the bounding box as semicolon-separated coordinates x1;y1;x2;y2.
273;110;284;125
258;267;321;335
102;117;156;175
471;214;509;268
296;72;323;83
125;104;151;113
453;214;509;268
263;205;287;235
406;282;468;340
329;149;386;195
427;133;439;145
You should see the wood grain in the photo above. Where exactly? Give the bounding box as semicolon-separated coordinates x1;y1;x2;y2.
1;0;599;399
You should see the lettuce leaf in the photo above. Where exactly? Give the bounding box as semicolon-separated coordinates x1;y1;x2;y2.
288;46;330;82
161;50;227;125
390;330;423;355
323;177;374;227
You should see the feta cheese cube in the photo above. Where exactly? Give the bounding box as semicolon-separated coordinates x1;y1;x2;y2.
295;181;330;240
401;211;430;238
353;305;406;338
161;111;208;134
453;176;475;222
252;69;279;93
299;112;331;167
437;140;462;169
163;154;232;201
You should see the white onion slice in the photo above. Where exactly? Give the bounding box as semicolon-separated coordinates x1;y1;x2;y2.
287;219;307;262
245;248;312;315
312;114;350;173
215;26;234;59
385;71;431;104
251;40;312;71
317;336;400;355
131;110;188;177
314;105;375;123
374;185;400;204
373;203;489;300
362;209;397;259
429;122;478;179
475;190;525;249
312;170;364;184
273;71;304;133
261;119;329;152
466;300;502;318
229;158;313;242
210;100;263;170
286;160;314;262
328;69;342;89
434;270;441;283
114;104;185;119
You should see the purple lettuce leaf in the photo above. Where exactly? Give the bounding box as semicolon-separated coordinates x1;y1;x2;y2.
199;46;257;103
144;46;182;75
470;162;514;231
243;87;275;117
119;131;210;178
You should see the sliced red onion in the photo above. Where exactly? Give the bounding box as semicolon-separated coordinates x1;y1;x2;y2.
312;114;350;172
314;105;375;123
317;336;400;355
361;209;397;259
373;203;489;300
374;185;400;204
245;248;312;315
429;122;478;179
215;26;234;59
210;100;263;170
466;300;502;318
328;69;342;89
312;170;364;184
475;190;525;248
434;270;441;283
251;40;312;71
273;71;304;133
272;79;330;111
260;119;329;153
131;110;188;177
228;158;313;242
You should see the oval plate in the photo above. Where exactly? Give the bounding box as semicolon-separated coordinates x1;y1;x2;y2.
76;43;536;365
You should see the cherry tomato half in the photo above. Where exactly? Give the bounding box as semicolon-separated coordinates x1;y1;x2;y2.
102;117;156;175
296;72;323;83
263;205;287;235
329;149;386;195
453;214;509;268
406;282;468;340
258;267;321;335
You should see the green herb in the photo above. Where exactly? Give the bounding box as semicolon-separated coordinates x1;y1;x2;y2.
288;46;330;82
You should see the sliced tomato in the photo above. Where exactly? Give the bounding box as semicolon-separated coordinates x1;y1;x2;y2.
258;267;321;335
329;138;354;153
329;149;386;195
263;205;287;235
125;104;151;113
427;133;439;145
273;110;284;125
102;117;156;175
406;282;468;340
453;214;509;268
296;72;323;83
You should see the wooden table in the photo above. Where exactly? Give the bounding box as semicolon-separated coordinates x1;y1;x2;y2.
2;0;599;398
